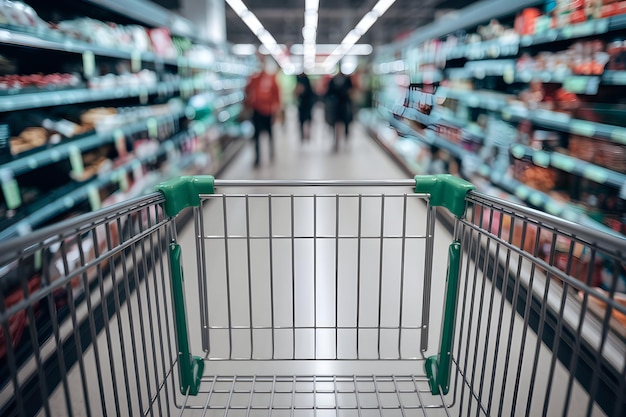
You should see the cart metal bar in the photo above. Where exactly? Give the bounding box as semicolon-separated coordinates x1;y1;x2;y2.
213;179;418;187
467;191;626;251
156;174;476;219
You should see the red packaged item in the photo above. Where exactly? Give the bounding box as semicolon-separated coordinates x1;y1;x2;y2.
148;28;177;58
515;8;542;35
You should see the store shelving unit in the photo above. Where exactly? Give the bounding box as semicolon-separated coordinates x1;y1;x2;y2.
0;3;253;415
369;2;626;415
0;0;252;240
374;0;626;238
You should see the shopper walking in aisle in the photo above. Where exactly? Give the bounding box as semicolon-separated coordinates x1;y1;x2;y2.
244;57;281;167
295;72;315;143
324;69;354;151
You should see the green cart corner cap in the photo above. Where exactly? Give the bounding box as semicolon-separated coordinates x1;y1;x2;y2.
414;174;475;217
156;175;215;217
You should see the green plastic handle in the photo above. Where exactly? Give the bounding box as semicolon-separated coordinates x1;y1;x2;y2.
426;241;462;395
414;175;475;218
169;242;204;395
156;175;215;217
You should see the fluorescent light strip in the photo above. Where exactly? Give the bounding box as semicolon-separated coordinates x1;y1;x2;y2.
225;0;293;71
323;0;396;71
290;44;372;55
302;0;319;72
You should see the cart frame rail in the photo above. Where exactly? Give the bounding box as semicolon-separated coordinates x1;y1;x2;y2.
1;175;624;417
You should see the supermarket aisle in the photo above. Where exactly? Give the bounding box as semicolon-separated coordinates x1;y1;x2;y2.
219;104;408;181
176;103;456;370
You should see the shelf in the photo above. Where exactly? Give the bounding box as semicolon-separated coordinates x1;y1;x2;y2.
520;18;612;46
0;27;233;72
0;79;182;112
382;106;624;238
602;70;626;85
83;0;196;39
503;107;626;144
436;88;626;144
0;116;218;240
0;27;181;66
493;175;623;238
0;108;186;177
394;0;542;50
391;105;440;127
411;15;626;68
437;87;513;112
511;144;626;189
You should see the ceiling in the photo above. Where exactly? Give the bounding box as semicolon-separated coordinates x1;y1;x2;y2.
222;0;478;47
152;0;479;48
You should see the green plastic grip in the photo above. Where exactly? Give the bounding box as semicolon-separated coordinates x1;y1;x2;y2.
156;175;215;217
426;241;462;395
414;175;475;218
169;242;204;395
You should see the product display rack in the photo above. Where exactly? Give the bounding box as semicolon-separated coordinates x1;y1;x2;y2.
368;4;626;411
0;0;253;240
373;0;626;238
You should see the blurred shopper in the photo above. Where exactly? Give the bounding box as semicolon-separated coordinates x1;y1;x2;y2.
244;58;281;167
295;73;315;142
324;70;354;151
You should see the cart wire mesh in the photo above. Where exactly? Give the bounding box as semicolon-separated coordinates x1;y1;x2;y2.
0;176;624;417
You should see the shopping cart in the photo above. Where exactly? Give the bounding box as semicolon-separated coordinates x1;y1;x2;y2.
0;175;624;417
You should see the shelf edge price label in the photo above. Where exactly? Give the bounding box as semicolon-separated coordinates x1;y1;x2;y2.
529;192;544;207
131;50;142;73
69;145;84;178
118;171;129;192
532;150;550;168
132;160;143;180
114;129;126;156
570;120;596;137
87;186;101;211
611;128;626;145
511;144;526;159
583;166;609;184
545;200;562;216
0;169;21;210
147;118;158;139
551;153;576;172
82;50;96;79
515;185;530;200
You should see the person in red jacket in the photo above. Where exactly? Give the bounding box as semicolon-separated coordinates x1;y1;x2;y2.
244;57;281;167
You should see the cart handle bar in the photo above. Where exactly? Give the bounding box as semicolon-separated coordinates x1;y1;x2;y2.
155;174;475;218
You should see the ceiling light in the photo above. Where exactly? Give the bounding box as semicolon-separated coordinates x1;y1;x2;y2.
372;0;396;15
305;0;319;11
241;13;264;35
226;0;293;70
225;0;248;16
354;12;377;35
232;44;257;55
290;44;372;55
322;0;397;71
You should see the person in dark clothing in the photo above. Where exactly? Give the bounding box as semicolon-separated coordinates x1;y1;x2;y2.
324;72;353;151
295;73;315;142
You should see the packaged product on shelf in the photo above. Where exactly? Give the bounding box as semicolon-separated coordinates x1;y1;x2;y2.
0;0;49;31
606;38;626;70
568;134;626;172
515;8;542;35
512;158;559;192
80;107;117;131
529;129;561;150
149;28;178;59
0;73;81;92
0;258;40;360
